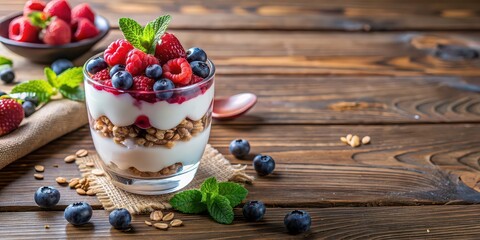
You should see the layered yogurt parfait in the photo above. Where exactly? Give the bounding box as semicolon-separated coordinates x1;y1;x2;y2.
83;15;214;194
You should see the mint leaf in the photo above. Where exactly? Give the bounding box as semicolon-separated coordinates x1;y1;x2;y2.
170;189;207;214
57;67;83;88
218;182;248;207
11;80;55;103
142;22;155;51
0;56;13;66
207;195;234;224
200;177;219;204
119;18;145;52
147;15;171;54
59;85;85;101
27;11;49;29
44;67;58;87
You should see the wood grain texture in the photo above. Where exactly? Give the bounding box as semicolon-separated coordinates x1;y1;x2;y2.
2;124;480;210
2;205;480;239
2;0;480;30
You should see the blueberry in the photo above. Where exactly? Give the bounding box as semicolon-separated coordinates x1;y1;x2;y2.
34;186;60;208
229;139;250;158
112;71;133;90
284;210;311;234
253;155;275;176
86;57;108;75
109;64;126;77
23;95;39;106
145;64;163;79
22;101;36;117
153;78;175;100
242;200;266;222
64;202;93;225
190;61;210;78
51;59;74;75
186;47;207;62
0;90;6;96
109;208;132;230
0;67;15;83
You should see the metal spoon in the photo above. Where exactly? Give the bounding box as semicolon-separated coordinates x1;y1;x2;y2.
212;93;257;119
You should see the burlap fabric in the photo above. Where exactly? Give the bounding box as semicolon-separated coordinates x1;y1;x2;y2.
0;100;87;169
77;144;254;214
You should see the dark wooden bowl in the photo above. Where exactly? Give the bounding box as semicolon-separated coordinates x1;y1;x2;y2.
0;12;110;64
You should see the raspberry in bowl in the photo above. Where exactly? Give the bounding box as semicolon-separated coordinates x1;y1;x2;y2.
83;15;214;195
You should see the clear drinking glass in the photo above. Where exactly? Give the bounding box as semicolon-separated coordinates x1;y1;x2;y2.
83;53;215;195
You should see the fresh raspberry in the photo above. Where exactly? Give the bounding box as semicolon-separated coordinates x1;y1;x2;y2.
102;80;120;95
43;0;71;23
42;18;71;45
71;3;95;23
0;99;24;136
73;18;98;41
130;75;155;102
91;69;110;81
134;115;151;129
162;58;192;85
126;49;159;76
104;39;134;67
8;16;39;43
23;0;46;17
155;33;186;65
190;74;204;85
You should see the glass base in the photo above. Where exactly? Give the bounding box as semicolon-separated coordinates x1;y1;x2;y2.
102;162;199;195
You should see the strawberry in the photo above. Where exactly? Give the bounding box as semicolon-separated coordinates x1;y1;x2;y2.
8;16;40;43
125;49;159;76
0;99;24;136
104;39;134;66
23;0;46;17
44;0;71;23
73;18;98;41
162;58;192;85
71;3;95;23
155;32;186;65
42;18;71;45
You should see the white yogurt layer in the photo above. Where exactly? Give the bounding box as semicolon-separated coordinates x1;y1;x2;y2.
85;83;214;130
91;125;211;172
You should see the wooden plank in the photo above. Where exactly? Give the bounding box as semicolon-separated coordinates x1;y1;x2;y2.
1;205;480;239
2;124;480;210
2;0;480;30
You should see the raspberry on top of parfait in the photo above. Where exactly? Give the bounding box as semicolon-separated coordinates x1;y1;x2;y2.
85;15;211;103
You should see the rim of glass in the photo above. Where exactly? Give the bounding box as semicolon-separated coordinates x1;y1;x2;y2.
83;52;215;94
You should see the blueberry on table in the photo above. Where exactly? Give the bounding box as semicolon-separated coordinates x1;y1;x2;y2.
34;186;60;208
253;155;275;176
109;208;132;230
0;67;15;84
229;139;250;159
190;61;210;78
64;202;93;225
51;59;74;75
112;71;133;90
153;78;175;100
109;64;126;77
145;64;163;80
284;210;311;234
242;200;266;222
22;101;36;117
186;47;207;63
86;57;108;75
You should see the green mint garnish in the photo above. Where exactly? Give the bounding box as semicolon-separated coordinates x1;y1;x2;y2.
10;66;85;103
0;56;13;67
170;177;248;224
119;15;171;55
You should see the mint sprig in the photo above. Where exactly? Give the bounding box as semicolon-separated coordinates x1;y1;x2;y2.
170;177;248;224
119;15;171;55
0;56;13;66
10;67;85;103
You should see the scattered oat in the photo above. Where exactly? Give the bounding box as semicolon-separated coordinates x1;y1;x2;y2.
145;220;152;226
153;223;169;230
427;229;430;233
362;136;371;145
53;164;59;168
350;135;360;147
162;212;174;221
44;225;49;229
34;165;45;172
76;188;86;195
69;178;79;188
346;134;353;142
86;162;95;167
86;189;96;196
150;211;163;221
170;219;183;227
340;137;348;144
34;173;44;180
55;177;67;184
76;149;88;157
92;169;105;176
64;155;76;163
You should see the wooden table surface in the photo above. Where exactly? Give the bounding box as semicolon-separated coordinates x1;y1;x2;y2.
2;0;480;239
